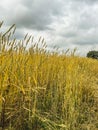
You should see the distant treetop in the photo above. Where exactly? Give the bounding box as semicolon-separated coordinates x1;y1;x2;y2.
87;50;98;59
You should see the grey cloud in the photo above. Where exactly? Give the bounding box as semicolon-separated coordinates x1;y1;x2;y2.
0;0;98;56
2;0;65;31
73;0;98;4
14;28;26;39
77;6;98;29
71;34;98;45
59;27;98;46
54;0;98;47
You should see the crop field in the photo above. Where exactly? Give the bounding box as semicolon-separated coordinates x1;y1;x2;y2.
0;23;98;130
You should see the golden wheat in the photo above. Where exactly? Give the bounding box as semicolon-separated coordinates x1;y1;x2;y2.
0;23;98;130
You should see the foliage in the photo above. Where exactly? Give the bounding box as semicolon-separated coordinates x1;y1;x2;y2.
87;50;98;59
0;22;98;130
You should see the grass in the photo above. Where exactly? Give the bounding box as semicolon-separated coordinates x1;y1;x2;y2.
0;22;98;130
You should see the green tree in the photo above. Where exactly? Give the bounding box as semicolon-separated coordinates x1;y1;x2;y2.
87;51;98;59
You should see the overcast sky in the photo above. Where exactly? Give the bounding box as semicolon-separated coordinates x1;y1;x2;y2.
0;0;98;56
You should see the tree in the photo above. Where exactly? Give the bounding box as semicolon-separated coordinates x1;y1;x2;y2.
87;51;98;59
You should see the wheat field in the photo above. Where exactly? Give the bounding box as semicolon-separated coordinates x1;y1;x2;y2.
0;23;98;130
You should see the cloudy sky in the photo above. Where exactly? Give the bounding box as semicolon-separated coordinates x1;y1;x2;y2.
0;0;98;56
